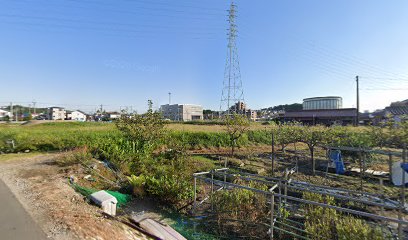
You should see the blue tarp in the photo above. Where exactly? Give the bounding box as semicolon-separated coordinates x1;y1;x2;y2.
401;163;408;173
329;150;345;175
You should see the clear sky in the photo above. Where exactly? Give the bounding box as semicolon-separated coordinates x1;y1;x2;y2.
0;0;407;113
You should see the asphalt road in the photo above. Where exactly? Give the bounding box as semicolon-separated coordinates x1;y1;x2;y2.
0;179;46;240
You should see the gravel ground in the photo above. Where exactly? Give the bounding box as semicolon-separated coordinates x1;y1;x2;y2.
0;153;149;240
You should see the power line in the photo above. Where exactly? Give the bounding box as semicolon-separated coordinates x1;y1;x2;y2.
0;19;221;40
359;76;408;81
65;0;226;16
4;0;226;22
0;13;225;31
362;88;408;91
109;0;227;12
297;38;408;79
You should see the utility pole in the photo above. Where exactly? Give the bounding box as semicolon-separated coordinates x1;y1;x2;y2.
356;76;360;126
10;102;13;121
168;92;171;105
32;100;37;115
100;104;103;113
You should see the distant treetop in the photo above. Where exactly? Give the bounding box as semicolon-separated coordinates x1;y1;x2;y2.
262;103;302;112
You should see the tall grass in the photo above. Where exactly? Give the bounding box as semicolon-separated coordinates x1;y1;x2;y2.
1;121;404;153
0;122;269;152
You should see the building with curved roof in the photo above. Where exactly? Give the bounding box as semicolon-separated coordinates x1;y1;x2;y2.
303;96;342;110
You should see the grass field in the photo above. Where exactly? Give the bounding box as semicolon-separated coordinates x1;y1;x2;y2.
0;121;273;152
0;120;404;154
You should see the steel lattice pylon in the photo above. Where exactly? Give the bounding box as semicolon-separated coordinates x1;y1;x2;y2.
220;0;244;115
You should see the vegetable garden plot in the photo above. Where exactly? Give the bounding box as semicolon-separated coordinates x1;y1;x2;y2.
191;168;408;240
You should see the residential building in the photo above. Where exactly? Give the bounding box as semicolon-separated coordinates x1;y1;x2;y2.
47;107;66;120
66;110;87;121
231;101;247;113
160;104;203;121
246;109;258;121
227;101;257;121
390;99;408;107
372;105;408;124
0;109;12;120
107;112;121;120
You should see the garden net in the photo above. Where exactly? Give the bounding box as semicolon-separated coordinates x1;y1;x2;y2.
70;182;131;207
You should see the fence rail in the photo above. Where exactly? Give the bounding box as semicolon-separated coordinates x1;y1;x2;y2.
192;168;408;239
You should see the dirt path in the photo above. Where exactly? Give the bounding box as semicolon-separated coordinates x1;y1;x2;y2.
0;153;149;240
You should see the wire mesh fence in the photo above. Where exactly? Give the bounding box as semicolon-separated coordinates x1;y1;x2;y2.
191;164;407;240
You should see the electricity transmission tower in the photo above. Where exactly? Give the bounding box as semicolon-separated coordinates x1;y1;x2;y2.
220;0;244;115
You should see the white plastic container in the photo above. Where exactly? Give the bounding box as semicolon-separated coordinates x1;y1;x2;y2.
391;162;408;186
90;190;118;216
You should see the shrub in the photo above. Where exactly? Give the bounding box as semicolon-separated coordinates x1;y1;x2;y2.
210;181;269;238
303;192;386;240
56;147;92;167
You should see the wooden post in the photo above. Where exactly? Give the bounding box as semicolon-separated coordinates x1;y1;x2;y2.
211;171;214;212
380;178;384;216
388;153;393;183
224;158;227;184
193;177;197;214
359;149;363;191
398;211;403;240
398;145;406;239
401;145;406;207
271;130;275;177
294;142;298;173
284;169;288;206
363;151;366;180
278;181;282;210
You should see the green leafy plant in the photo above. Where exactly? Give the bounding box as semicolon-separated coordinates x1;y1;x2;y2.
303;192;386;240
224;113;250;156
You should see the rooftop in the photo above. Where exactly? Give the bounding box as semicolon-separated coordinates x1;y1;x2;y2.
303;96;342;101
385;106;408;115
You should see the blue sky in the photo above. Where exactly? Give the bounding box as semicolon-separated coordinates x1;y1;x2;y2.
0;0;407;113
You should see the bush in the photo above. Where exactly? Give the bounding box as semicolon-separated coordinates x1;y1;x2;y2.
210;181;269;238
56;147;92;167
303;192;386;240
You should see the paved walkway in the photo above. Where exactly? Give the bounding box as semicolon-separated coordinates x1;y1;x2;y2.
0;179;46;240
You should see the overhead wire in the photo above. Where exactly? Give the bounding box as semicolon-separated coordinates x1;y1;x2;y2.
4;0;226;22
65;0;227;15
0;20;221;40
0;13;225;34
0;0;232;40
298;38;408;79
